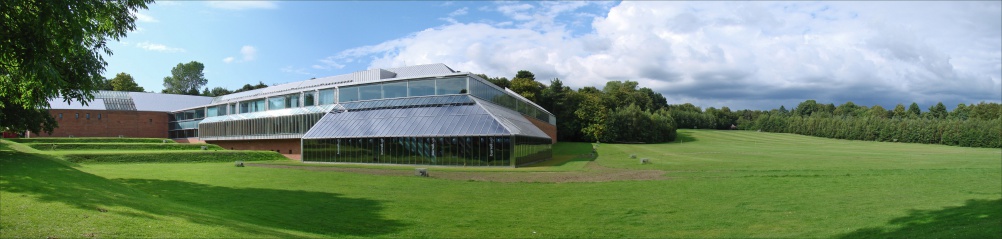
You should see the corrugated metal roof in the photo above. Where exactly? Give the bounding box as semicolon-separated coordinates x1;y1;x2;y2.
47;91;211;112
130;92;213;112
48;99;107;110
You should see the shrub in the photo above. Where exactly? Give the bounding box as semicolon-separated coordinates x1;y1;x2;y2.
26;143;222;151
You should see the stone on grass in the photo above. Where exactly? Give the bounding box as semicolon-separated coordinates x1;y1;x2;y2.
630;154;637;159
640;158;650;164
416;168;429;177
235;161;244;167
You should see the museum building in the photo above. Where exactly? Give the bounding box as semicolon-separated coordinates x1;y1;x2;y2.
40;64;556;167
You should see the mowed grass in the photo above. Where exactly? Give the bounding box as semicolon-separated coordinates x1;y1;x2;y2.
2;130;1000;238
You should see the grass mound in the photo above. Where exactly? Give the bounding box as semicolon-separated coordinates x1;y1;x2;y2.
8;137;175;144
62;151;285;163
27;143;223;151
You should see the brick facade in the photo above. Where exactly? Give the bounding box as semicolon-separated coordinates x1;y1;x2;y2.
27;109;168;138
523;116;557;144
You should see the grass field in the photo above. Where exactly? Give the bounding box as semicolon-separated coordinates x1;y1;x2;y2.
1;130;999;238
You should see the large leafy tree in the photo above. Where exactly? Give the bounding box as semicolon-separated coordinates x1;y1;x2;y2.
1;0;151;134
162;61;207;95
509;70;543;102
109;72;145;92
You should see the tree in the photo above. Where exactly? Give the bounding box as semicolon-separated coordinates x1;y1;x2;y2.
928;102;947;119
1;0;151;134
96;76;114;90
908;102;921;117
205;87;232;97
109;72;145;92
233;81;268;93
162;61;208;95
892;104;908;118
794;100;820;117
509;70;543;102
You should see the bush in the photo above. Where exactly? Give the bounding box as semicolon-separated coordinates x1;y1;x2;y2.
62;151;285;163
27;143;223;151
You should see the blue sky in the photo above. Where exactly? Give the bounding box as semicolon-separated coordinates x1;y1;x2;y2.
107;1;1001;110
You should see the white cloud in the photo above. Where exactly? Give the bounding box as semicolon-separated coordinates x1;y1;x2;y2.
223;45;257;63
133;11;158;22
318;1;1002;109
135;41;185;53
240;45;257;61
207;1;278;10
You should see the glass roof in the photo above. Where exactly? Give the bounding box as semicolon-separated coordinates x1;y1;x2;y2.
303;95;551;139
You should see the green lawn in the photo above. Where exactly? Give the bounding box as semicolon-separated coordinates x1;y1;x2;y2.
1;130;999;238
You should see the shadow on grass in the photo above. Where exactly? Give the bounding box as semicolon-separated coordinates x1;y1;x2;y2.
524;142;597;168
673;130;699;144
838;199;1001;239
0;147;405;237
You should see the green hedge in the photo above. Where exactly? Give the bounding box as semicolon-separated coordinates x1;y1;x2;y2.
62;151;286;163
9;138;176;144
26;143;223;151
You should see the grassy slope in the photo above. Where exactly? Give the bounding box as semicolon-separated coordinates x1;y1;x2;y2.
2;130;1000;238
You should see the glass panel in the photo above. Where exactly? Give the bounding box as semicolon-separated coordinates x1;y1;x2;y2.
304;91;317;106
359;84;381;101
254;99;266;112
195;108;205;119
437;77;467;95
286;94;300;108
383;81;407;99
339;86;359;103
269;97;286;110
408;79;435;97
319;89;336;105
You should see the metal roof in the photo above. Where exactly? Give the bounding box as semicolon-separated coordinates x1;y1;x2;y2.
46;91;212;112
129;92;213;112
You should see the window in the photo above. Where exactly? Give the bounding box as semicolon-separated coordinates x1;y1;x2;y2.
383;81;408;99
304;91;317;106
319;89;336;105
58;113;62;119
409;79;435;97
268;97;286;110
285;94;300;109
195;108;205;119
359;84;381;101
75;113;79;119
86;113;90;119
98;114;102;120
339;86;359;102
437;77;467;95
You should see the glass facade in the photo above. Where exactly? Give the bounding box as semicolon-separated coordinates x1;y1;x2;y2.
301;95;551;167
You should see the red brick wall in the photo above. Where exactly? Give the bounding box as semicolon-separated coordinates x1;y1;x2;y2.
523;116;557;144
27;109;168;138
208;139;301;155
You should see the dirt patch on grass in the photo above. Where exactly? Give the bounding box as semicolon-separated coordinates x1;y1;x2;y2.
246;162;665;183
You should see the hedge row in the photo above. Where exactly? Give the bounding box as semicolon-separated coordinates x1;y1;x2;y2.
747;115;1001;148
9;137;176;144
27;143;223;151
62;151;285;163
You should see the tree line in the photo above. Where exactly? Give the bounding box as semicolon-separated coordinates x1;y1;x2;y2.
662;99;1001;148
477;71;676;143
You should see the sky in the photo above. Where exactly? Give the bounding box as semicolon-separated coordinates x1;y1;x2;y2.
106;1;1002;110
